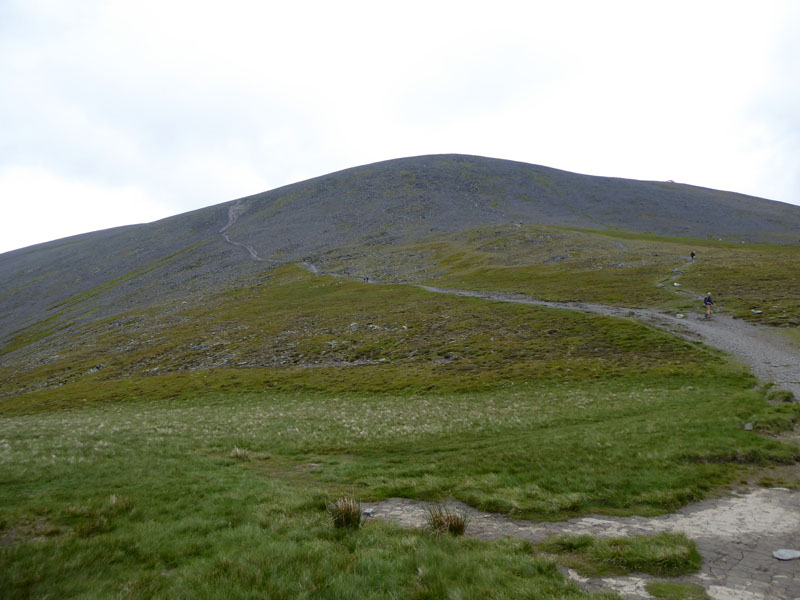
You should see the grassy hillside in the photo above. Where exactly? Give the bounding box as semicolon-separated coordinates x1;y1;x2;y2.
2;251;800;597
311;224;800;325
4;154;800;352
2;155;800;598
0;257;755;405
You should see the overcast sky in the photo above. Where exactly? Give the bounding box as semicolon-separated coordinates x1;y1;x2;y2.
1;1;799;254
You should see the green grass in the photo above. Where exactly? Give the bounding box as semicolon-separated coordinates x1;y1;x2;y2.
1;263;740;403
1;391;630;599
313;224;800;322
1;376;797;597
646;581;709;599
537;532;701;577
676;242;800;325
2;226;799;598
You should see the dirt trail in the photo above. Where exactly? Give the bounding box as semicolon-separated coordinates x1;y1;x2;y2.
220;200;281;264
222;209;800;597
405;283;800;597
417;285;800;399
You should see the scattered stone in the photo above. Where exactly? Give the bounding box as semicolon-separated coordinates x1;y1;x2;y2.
673;282;681;286
751;309;763;314
676;313;685;319
744;423;753;431
773;549;800;560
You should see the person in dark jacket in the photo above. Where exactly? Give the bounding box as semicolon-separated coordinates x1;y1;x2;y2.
703;292;714;317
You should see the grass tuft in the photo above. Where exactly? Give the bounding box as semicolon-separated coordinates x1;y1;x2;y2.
327;496;362;529
425;505;470;536
766;389;796;404
229;446;251;460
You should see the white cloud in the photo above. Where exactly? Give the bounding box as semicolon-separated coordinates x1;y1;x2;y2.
1;0;799;253
0;165;172;253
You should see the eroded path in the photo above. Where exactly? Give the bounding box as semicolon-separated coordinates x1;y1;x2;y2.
362;487;800;600
220;200;277;263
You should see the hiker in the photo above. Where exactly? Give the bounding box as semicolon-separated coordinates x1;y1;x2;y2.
704;292;714;317
690;251;695;261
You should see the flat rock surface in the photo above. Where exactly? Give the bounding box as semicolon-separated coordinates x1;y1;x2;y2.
774;549;800;561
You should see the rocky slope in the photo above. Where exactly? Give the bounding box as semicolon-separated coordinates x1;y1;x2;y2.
2;154;799;357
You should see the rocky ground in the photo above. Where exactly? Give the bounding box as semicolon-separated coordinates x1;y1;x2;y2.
362;485;800;600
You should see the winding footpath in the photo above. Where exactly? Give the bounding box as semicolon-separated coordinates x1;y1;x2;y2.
222;212;800;598
362;489;800;600
417;285;800;399
220;200;279;263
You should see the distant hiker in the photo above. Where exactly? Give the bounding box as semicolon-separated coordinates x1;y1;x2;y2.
690;251;696;261
704;292;714;317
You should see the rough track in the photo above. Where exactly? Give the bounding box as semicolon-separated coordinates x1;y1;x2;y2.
362;487;800;600
417;285;800;399
220;200;276;263
402;286;800;598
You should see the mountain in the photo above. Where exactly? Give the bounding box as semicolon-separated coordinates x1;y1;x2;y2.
2;154;799;396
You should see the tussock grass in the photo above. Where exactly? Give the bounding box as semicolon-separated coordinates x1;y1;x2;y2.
425;505;470;536
229;446;251;460
327;496;361;529
766;388;796;404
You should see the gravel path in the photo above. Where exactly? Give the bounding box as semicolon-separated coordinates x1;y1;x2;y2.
418;286;800;399
362;488;800;600
366;287;800;599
